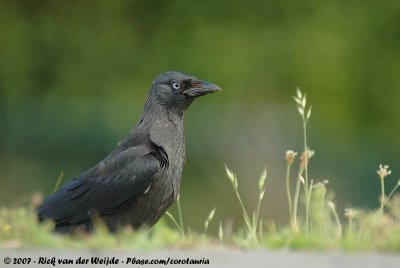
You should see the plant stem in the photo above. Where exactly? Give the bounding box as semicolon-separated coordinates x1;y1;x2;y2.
255;196;263;234
383;183;400;208
255;203;260;235
218;221;224;244
348;218;353;236
226;167;258;242
292;170;303;233
53;172;64;192
320;192;326;233
165;212;184;238
306;179;314;233
235;191;257;241
255;168;267;234
176;194;185;237
379;178;385;213
328;204;342;239
303;118;310;233
236;192;251;229
285;163;293;230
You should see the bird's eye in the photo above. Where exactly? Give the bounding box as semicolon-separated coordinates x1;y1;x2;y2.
172;82;181;91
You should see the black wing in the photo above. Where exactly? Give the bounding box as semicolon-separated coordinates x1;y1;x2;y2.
37;145;162;227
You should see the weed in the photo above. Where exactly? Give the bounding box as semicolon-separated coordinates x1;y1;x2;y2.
225;166;267;243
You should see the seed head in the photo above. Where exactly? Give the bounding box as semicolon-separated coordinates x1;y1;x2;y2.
258;168;267;192
327;201;335;210
344;208;358;219
293;88;306;116
300;149;315;169
285;150;298;165
225;166;238;189
377;164;391;180
313;180;328;194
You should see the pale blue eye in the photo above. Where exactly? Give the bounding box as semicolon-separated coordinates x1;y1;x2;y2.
172;83;181;90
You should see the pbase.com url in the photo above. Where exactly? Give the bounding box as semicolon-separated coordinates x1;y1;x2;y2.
125;257;210;265
4;256;210;266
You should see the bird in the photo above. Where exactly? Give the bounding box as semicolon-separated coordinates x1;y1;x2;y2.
37;71;221;233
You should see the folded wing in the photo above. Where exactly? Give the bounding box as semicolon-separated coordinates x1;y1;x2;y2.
37;145;162;228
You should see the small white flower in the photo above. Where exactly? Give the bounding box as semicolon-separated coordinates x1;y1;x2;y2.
377;164;391;180
313;181;327;194
344;208;358;219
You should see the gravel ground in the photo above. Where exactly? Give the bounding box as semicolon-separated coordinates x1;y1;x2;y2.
1;249;400;268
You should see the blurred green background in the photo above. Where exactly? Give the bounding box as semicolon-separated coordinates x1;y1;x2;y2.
1;0;399;231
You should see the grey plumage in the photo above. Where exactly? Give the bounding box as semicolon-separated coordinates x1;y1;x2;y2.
37;71;221;233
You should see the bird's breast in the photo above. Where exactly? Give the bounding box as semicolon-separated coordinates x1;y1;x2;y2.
149;118;185;198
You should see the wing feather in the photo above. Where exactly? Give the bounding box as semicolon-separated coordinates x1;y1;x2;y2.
38;145;162;227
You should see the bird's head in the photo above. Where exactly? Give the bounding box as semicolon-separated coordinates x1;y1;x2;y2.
149;71;221;111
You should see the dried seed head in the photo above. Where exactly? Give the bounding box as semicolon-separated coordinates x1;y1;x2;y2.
377;164;391;180
313;181;327;194
300;149;315;169
327;201;335;210
285;150;298;165
344;208;358;219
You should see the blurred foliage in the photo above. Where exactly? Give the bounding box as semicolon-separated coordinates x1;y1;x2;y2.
0;204;195;250
1;0;400;230
2;193;400;251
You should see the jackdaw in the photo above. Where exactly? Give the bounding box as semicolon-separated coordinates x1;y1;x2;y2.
37;71;221;233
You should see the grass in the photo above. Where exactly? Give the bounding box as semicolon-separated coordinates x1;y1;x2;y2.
1;89;400;251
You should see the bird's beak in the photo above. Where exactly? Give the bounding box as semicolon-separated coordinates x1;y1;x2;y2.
184;80;222;97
